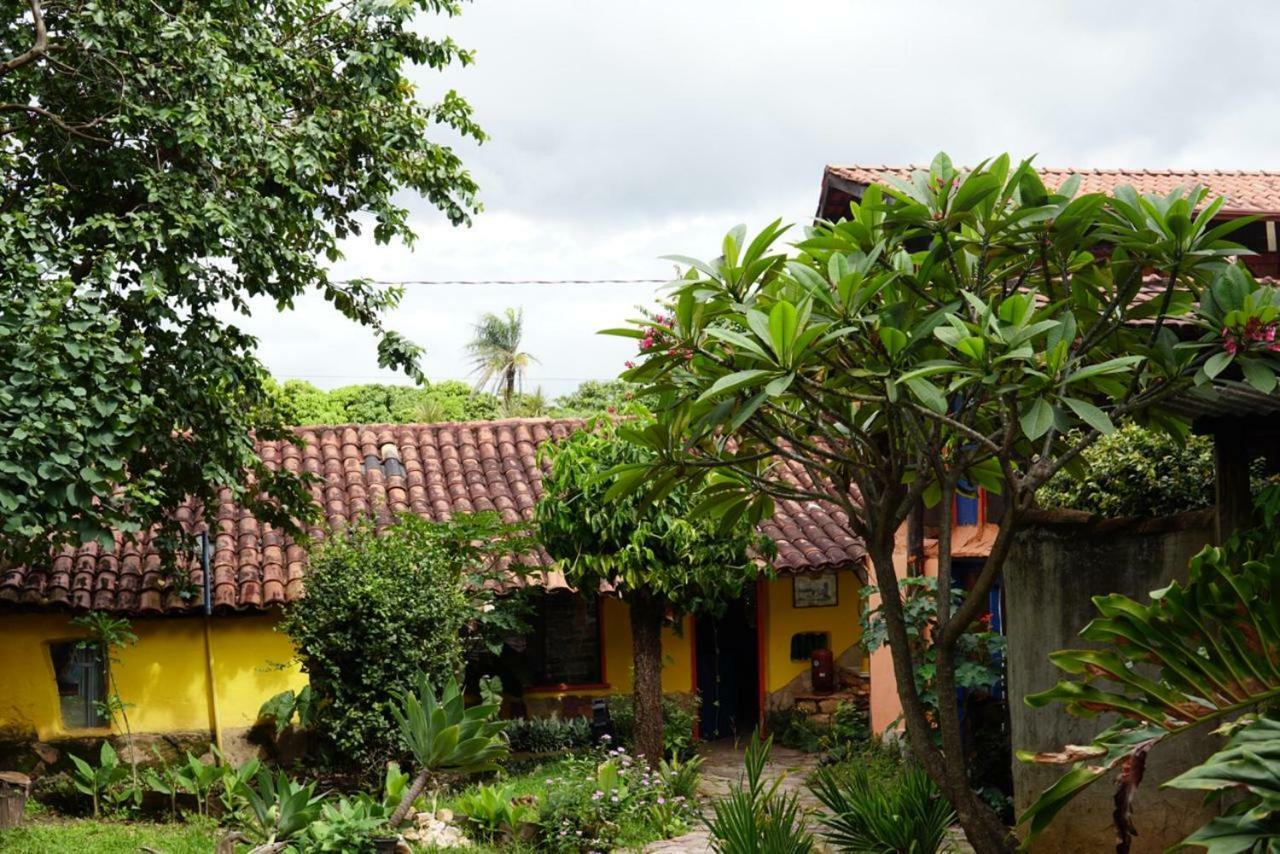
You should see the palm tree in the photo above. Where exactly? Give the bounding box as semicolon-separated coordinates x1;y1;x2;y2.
466;307;536;407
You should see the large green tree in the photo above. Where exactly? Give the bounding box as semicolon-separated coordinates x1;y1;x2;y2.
0;0;482;564
606;154;1280;852
467;307;536;408
536;415;768;765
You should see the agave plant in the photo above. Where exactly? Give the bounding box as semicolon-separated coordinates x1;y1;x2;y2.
704;732;814;854
1018;517;1280;851
386;673;509;827
235;768;326;851
811;763;955;853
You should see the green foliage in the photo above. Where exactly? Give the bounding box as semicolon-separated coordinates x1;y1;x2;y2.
212;749;261;822
270;379;505;426
606;694;701;760
279;514;526;772
68;743;130;818
257;685;319;736
657;753;704;800
1163;715;1280;853
535;745;698;852
1038;425;1218;517
0;0;481;564
173;751;221;818
704;732;815;854
69;613;140;791
454;783;537;842
765;702;868;762
1017;492;1280;848
504;716;593;754
467;308;537;405
235;768;327;848
860;577;1004;713
390;674;509;777
306;794;392;852
538;415;770;618
550;380;640;417
810;762;956;853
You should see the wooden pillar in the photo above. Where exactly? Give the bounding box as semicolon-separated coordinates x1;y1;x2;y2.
1213;419;1252;543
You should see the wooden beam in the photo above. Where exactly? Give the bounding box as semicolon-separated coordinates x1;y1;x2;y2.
1213;419;1253;543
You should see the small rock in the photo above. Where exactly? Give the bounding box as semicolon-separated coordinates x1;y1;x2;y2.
435;807;454;822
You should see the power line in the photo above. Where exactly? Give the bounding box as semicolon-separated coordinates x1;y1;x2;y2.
333;277;670;286
276;374;618;382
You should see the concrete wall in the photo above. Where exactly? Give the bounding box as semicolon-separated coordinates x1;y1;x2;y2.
1005;509;1219;853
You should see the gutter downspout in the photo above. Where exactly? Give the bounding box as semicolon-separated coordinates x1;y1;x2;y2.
201;532;224;756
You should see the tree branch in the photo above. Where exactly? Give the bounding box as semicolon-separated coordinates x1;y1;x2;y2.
1;0;47;78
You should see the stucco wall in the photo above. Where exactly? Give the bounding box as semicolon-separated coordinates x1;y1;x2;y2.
0;611;306;758
1005;509;1219;853
761;569;863;696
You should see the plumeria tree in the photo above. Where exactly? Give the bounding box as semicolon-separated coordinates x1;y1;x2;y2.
603;153;1280;852
536;414;769;766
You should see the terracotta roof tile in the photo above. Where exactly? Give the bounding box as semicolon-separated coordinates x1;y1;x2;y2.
0;418;866;615
824;165;1280;216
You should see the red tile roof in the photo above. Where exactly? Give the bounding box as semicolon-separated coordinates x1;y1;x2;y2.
0;419;866;615
823;165;1280;216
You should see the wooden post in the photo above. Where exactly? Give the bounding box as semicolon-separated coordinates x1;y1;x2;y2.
1213;419;1252;543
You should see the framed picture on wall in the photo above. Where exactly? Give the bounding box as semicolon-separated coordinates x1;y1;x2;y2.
793;571;838;608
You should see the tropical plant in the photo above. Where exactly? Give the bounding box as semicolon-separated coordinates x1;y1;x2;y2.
234;768;326;851
174;751;222;818
811;763;956;853
386;674;509;828
606;154;1280;852
538;417;767;765
504;715;593;754
306;794;391;852
468;307;537;407
658;753;704;800
1017;501;1280;851
69;742;130;818
213;748;261;821
257;685;319;736
0;0;480;568
69;613;139;793
280;513;528;773
1162;714;1280;853
454;783;537;842
143;748;184;819
705;732;814;854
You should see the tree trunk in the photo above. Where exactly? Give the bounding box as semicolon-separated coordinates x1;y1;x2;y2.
629;594;666;768
866;534;1014;854
388;768;431;829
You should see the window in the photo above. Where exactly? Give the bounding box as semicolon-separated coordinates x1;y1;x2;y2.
51;642;108;728
527;593;602;686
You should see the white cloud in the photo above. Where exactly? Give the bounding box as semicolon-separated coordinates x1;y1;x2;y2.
239;0;1280;399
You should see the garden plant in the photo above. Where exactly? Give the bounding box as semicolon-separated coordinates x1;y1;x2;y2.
606;153;1280;851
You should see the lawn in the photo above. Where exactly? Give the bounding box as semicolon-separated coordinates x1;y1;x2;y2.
0;817;218;853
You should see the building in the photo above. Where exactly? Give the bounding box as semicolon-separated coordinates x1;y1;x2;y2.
0;418;870;770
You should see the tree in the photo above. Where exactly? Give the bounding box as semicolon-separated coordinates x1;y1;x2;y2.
467;308;536;407
605;154;1279;852
535;415;768;765
0;0;483;565
270;379;504;425
551;380;639;417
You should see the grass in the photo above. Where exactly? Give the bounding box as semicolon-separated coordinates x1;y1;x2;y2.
0;817;219;853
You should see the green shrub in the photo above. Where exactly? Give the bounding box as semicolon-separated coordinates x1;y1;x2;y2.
453;783;537;843
1038;425;1217;517
764;708;825;753
705;733;814;853
280;514;519;773
504;716;592;754
810;762;955;854
607;694;699;759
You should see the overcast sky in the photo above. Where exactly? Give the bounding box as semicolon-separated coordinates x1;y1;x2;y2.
240;1;1280;399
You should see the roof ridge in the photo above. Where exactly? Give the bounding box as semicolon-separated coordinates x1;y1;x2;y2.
290;415;587;432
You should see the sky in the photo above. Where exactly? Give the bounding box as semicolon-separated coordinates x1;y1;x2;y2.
240;0;1280;399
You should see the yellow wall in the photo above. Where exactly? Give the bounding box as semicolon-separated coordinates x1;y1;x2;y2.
761;569;863;693
0;612;306;742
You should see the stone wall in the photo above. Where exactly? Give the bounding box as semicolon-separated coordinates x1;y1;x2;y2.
1005;508;1218;853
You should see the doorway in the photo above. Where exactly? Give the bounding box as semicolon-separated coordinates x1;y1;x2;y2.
695;589;760;741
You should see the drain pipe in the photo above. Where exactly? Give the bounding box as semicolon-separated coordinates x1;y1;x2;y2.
200;531;225;756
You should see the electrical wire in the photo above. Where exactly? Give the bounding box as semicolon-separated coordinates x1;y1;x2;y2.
332;277;670;286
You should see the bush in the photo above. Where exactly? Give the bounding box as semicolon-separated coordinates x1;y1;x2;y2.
705;733;814;853
280;516;500;772
811;762;955;854
766;701;870;762
607;694;699;760
1038;425;1217;517
505;716;593;754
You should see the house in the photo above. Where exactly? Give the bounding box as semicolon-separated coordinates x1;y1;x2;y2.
0;418;871;770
